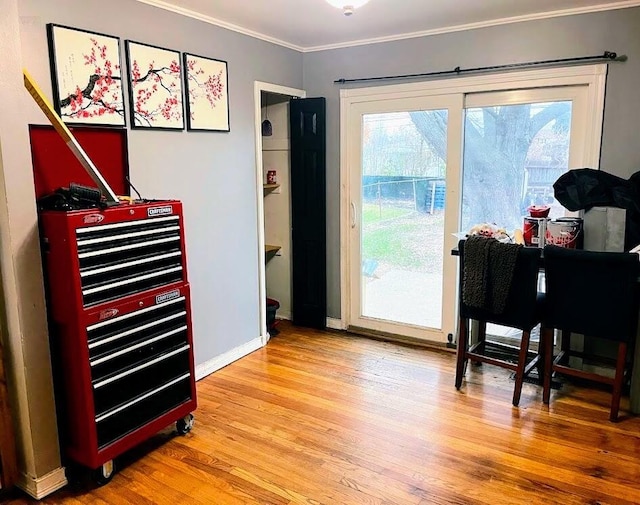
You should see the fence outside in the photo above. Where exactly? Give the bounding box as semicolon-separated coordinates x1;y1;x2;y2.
362;176;446;215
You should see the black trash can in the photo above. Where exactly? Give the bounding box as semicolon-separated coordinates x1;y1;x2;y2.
266;298;280;335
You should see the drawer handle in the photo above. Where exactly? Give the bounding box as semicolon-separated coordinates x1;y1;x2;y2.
90;325;188;367
87;296;185;332
82;266;183;296
78;236;180;259
88;311;187;350
93;344;189;389
77;225;180;247
77;215;179;234
95;373;190;423
81;251;182;278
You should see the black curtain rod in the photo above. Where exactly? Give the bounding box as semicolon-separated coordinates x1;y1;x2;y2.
334;51;626;85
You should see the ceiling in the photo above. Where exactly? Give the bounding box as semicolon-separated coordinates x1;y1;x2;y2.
136;0;639;51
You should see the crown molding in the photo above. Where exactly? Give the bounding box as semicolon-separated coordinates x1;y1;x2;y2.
304;0;640;52
134;0;305;52
135;0;640;54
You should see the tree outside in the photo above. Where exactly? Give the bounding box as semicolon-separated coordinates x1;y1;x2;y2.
410;101;571;232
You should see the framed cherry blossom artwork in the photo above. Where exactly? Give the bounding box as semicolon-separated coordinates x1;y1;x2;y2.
183;53;230;132
125;41;185;130
47;24;126;127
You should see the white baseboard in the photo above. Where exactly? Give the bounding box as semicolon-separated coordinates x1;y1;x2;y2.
276;310;292;320
17;467;67;499
326;317;346;330
195;337;264;381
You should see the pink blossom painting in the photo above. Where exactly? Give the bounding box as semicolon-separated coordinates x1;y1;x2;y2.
183;53;230;132
47;24;126;127
125;41;184;130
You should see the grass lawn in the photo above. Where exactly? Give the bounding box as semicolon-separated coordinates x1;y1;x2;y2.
362;202;444;274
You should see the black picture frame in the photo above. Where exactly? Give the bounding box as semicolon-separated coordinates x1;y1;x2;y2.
183;52;230;132
125;40;185;131
47;23;126;127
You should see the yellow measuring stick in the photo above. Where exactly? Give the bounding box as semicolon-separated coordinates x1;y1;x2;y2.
23;69;119;204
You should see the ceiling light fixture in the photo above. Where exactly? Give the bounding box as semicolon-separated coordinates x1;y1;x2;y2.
326;0;371;16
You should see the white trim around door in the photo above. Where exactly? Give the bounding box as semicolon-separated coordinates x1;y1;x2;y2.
254;82;306;343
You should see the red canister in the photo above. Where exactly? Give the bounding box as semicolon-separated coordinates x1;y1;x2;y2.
266;170;277;184
523;217;547;248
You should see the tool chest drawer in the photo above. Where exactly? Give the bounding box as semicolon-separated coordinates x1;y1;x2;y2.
96;374;192;448
87;296;189;381
92;345;191;416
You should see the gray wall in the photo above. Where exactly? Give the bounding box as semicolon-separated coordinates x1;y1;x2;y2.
17;0;303;365
303;8;640;318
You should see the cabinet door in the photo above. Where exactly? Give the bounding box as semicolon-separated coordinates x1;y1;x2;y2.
289;98;326;328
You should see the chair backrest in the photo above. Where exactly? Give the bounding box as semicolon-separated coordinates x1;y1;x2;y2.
543;246;640;341
458;239;542;330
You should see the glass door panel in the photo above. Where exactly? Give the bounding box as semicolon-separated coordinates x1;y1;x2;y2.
461;86;588;347
360;111;448;330
347;94;462;343
461;100;573;233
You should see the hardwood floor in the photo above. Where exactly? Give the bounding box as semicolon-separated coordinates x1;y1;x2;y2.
6;322;640;504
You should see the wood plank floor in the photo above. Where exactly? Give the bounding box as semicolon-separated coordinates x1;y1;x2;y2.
6;322;640;504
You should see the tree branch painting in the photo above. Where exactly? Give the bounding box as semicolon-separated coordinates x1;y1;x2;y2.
183;53;230;132
125;41;184;130
47;24;125;127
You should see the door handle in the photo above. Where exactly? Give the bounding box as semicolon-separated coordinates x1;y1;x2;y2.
350;202;357;229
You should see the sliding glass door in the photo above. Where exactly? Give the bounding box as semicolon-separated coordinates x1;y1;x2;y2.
341;66;605;344
461;87;590;233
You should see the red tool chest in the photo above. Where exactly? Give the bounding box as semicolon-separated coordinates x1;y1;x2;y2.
39;200;196;481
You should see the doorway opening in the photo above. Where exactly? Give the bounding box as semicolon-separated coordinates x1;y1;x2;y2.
254;82;306;342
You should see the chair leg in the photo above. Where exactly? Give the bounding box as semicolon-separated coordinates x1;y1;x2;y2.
513;330;531;407
610;342;628;422
542;327;554;405
455;317;468;390
534;325;545;385
477;320;487;354
560;330;571;365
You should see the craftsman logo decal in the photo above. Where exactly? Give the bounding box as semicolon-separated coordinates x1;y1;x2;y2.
156;289;180;304
98;308;119;320
83;214;105;225
148;206;173;217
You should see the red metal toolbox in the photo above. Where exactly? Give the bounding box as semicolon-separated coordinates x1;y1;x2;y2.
39;200;196;483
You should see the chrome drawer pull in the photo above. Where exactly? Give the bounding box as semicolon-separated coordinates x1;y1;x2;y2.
82;266;182;296
78;236;180;259
77;215;179;234
93;345;189;389
81;251;182;278
95;373;190;422
87;296;185;332
90;325;187;367
88;311;187;350
77;226;180;247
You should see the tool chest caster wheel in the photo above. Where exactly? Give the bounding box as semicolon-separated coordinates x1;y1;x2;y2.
93;460;115;486
176;413;194;435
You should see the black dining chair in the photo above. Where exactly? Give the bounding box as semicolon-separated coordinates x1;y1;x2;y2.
455;237;546;407
542;246;640;421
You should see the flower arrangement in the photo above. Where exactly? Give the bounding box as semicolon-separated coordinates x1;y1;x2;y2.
467;223;511;242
